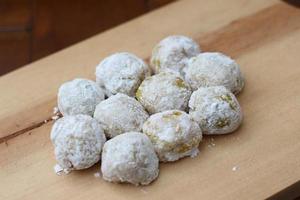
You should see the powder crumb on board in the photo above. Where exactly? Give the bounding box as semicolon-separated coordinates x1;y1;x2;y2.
207;142;216;148
54;164;63;175
52;106;61;121
53;107;59;115
63;168;71;174
140;188;148;194
54;164;71;175
51;115;60;120
94;172;101;178
232;166;239;172
44;119;48;123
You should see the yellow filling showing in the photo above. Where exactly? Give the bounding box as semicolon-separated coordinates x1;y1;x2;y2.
135;87;142;101
151;59;161;71
219;94;236;110
145;131;200;154
162;111;182;121
215;118;230;128
175;78;187;89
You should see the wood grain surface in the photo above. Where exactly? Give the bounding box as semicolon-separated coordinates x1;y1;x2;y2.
1;0;300;199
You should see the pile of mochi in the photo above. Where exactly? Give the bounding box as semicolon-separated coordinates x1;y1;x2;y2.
51;35;244;186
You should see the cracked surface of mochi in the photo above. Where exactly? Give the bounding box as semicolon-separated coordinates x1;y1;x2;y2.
95;52;150;97
143;110;202;162
150;35;200;76
94;93;149;138
185;52;244;94
58;78;105;116
136;72;192;114
50;115;106;171
101;132;159;185
189;86;242;135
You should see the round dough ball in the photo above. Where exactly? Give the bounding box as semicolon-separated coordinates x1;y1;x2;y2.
95;52;150;97
50;115;106;171
185;52;244;94
143;110;202;162
136;72;192;114
101;132;159;185
58;78;105;116
94;93;149;138
189;86;243;135
150;35;201;76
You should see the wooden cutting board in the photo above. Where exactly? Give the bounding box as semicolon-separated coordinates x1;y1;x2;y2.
1;0;300;199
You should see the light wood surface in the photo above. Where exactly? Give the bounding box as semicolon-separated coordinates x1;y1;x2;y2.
1;0;300;199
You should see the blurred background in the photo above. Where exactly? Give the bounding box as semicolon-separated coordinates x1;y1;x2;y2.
0;0;174;76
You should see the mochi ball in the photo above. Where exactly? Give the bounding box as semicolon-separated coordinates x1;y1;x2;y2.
189;86;243;135
143;110;202;162
95;52;150;97
50;115;106;171
150;35;201;76
93;93;149;138
185;52;244;94
136;72;192;114
101;132;159;185
58;78;105;116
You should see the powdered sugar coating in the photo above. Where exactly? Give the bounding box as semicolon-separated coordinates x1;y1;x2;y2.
96;52;150;97
50;115;106;171
143;110;202;162
93;93;149;138
101;132;159;185
136;72;192;114
185;52;244;94
189;86;242;135
150;35;200;76
58;78;105;116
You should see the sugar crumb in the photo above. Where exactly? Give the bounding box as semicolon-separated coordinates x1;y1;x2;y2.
140;188;148;194
94;172;101;178
54;164;63;175
208;142;216;148
54;164;71;175
232;166;239;172
63;168;71;174
52;115;60;120
53;107;59;115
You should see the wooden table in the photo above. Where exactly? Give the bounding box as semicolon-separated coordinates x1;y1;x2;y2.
1;0;300;199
